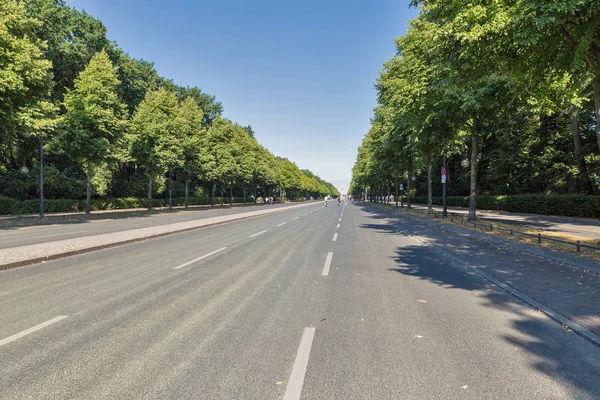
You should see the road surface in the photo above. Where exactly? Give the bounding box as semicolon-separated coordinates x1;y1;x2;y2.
0;203;294;250
1;202;599;399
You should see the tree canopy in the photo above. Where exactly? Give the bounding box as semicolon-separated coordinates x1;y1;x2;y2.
0;0;337;210
351;0;600;218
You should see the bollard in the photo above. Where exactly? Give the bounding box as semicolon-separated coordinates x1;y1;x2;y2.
537;233;541;244
576;240;581;252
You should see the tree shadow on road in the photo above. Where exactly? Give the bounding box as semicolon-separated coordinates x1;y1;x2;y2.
357;203;600;398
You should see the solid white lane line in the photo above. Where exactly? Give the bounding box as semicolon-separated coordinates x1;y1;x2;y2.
321;252;333;276
31;230;88;239
293;217;299;221
337;223;340;229
0;316;68;347
250;230;268;238
283;327;316;400
332;233;338;242
173;247;227;270
277;222;287;227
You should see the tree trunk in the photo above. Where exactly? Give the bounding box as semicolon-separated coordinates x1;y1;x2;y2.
407;173;412;209
593;75;600;152
468;119;480;221
569;107;594;194
243;187;246;204
39;136;44;218
147;174;153;210
220;183;224;206
427;161;433;213
395;179;399;208
229;185;233;206
211;181;215;207
85;160;92;214
168;169;172;209
185;180;189;208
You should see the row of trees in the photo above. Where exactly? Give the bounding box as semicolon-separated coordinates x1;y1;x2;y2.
1;0;337;214
350;0;600;219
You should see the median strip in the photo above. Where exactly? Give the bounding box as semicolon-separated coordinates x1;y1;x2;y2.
173;247;227;270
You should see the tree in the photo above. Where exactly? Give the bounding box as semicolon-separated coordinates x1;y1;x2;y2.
177;97;207;207
130;88;183;209
23;0;111;102
203;118;239;206
61;50;127;213
176;86;223;126
0;0;53;170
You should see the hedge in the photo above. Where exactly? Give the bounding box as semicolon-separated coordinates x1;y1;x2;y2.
0;196;260;216
406;194;600;218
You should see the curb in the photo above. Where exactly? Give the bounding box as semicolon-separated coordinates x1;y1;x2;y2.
0;202;314;272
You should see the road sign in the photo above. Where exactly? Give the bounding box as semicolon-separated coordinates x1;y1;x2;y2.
441;175;447;183
399;183;404;190
441;167;447;176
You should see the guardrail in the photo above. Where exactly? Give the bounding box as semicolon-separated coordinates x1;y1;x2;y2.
397;206;600;253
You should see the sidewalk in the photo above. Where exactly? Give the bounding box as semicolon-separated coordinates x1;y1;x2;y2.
0;201;264;222
365;203;600;342
408;203;600;239
0;202;313;271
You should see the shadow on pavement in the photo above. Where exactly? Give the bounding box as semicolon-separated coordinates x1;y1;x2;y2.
356;203;600;398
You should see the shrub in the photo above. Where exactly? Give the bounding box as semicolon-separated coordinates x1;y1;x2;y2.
0;196;17;215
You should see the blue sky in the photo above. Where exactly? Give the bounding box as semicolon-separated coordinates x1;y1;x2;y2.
66;0;417;192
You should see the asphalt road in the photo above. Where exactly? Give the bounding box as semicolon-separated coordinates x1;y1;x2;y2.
409;203;600;239
0;203;297;249
1;202;599;399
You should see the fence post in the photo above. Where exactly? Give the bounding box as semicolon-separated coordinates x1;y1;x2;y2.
537;233;541;244
576;240;581;252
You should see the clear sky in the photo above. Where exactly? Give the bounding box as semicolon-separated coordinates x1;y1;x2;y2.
66;0;417;192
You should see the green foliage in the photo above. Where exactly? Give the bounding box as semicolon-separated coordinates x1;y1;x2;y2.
0;2;336;214
351;0;600;214
60;49;128;165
